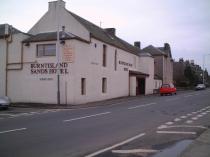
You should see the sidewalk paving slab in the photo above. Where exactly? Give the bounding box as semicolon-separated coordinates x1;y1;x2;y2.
179;129;210;157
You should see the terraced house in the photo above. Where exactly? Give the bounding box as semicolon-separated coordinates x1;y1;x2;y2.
0;0;163;105
142;44;173;84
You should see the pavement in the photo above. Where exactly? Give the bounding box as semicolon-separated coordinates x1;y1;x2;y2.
11;90;191;110
180;128;210;157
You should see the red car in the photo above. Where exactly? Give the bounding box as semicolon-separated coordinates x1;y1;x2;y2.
160;84;177;96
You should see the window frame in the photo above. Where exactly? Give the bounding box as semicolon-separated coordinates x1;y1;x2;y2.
102;44;107;67
36;44;56;57
102;77;107;93
114;49;117;71
81;78;86;95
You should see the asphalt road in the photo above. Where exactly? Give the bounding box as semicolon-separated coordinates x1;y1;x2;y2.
0;89;210;157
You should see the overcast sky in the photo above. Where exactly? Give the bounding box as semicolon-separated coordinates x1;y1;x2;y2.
1;0;210;72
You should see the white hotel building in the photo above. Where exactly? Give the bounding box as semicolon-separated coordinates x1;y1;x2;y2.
0;0;162;105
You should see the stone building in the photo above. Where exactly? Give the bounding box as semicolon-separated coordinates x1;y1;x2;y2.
142;43;173;84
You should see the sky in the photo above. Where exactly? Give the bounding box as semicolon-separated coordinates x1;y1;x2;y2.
1;0;210;73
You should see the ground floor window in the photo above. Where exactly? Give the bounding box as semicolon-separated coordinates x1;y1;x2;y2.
81;78;86;95
102;77;107;93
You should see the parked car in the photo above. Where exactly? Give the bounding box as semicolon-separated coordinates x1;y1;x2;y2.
0;96;10;109
195;84;206;90
160;84;177;96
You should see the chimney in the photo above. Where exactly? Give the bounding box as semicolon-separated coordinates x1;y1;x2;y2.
5;24;9;35
49;0;66;11
164;43;170;50
105;28;116;36
134;41;141;49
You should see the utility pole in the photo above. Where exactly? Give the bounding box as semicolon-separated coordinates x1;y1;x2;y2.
56;0;61;105
203;55;205;84
203;54;210;85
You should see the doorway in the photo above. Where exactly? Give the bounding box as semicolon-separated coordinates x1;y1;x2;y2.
136;78;145;95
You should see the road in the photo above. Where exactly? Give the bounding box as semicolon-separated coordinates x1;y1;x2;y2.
0;89;210;157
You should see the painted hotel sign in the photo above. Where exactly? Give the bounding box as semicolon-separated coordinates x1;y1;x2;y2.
62;43;74;63
30;63;69;75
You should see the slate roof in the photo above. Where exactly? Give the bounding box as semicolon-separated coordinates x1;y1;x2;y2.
157;46;172;58
68;11;141;56
23;32;87;43
142;45;166;56
0;24;21;39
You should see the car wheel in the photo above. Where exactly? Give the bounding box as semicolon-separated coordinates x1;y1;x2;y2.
160;94;163;96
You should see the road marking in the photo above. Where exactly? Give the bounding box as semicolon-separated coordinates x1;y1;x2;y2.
0;128;27;134
192;117;198;120
85;133;145;157
184;95;193;98
158;125;207;129
165;98;179;102
181;116;187;119
157;125;168;129
128;103;156;110
165;122;174;125
197;115;203;118
0;113;16;117
201;112;207;115
112;149;158;154
192;112;197;114
186;120;193;124
174;118;181;122
187;113;192;116
63;112;111;122
157;131;196;135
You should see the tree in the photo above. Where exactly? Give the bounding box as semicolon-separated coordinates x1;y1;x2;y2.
184;66;196;86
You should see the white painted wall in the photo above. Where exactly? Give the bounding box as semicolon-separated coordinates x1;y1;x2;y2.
28;1;90;41
138;56;154;94
6;36;156;105
129;76;136;96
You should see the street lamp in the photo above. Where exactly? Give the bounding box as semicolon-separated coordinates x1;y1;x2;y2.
202;54;210;84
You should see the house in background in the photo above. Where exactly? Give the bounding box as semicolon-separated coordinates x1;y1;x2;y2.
173;58;204;86
0;0;158;105
0;24;29;97
142;43;173;85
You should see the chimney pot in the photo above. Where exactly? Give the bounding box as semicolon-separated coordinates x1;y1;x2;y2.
134;41;141;49
49;0;66;11
105;28;116;36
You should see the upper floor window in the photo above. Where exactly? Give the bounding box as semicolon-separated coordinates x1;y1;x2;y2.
102;44;107;67
37;44;56;57
114;50;117;71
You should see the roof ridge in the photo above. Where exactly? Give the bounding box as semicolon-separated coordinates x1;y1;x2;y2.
66;9;141;56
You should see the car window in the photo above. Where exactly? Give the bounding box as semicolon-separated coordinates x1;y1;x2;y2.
162;84;170;88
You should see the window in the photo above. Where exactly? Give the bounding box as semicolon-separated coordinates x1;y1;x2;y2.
37;44;56;57
81;78;86;95
102;45;107;67
114;50;117;71
102;77;107;93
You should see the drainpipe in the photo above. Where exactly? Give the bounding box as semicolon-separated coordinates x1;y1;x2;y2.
5;27;13;96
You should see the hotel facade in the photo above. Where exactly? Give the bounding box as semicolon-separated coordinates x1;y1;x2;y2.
0;0;164;105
